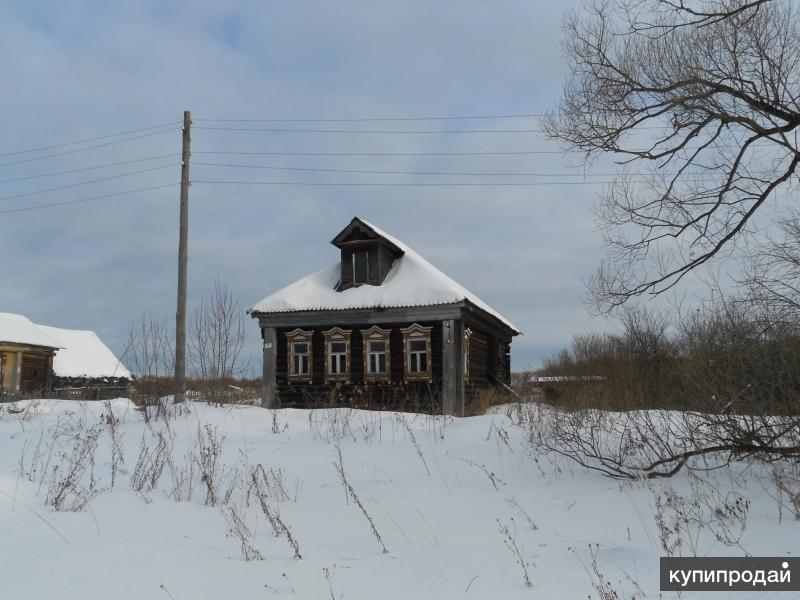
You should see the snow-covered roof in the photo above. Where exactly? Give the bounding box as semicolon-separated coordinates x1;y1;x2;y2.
0;313;61;349
36;324;132;379
250;218;520;334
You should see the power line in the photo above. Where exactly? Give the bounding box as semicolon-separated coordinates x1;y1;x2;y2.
0;127;179;168
195;160;781;179
192;179;617;187
193;161;586;177
193;141;777;157
194;149;566;156
195;113;542;123
192;172;776;186
0;183;178;215
0;163;177;203
193;113;667;131
195;126;542;134
0;153;180;184
193;161;778;179
0;121;180;158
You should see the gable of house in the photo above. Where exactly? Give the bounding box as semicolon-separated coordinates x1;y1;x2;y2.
251;217;519;334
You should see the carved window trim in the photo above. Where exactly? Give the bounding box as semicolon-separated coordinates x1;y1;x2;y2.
361;326;391;381
400;323;433;382
286;329;313;382
464;327;473;382
323;327;351;383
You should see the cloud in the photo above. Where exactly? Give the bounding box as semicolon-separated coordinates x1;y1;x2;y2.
0;0;622;372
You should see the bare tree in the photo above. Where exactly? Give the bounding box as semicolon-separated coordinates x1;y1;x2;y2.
544;0;800;312
529;298;800;479
740;212;800;329
625;0;772;32
189;278;249;381
122;311;174;379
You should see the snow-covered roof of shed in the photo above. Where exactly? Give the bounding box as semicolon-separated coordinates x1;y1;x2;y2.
250;218;520;334
36;324;132;379
0;313;61;349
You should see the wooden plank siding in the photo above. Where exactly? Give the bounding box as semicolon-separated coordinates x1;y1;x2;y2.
461;312;513;413
20;353;50;393
467;329;490;383
275;320;443;410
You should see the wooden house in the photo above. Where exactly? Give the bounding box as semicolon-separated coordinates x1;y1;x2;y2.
0;313;59;396
249;217;520;416
37;324;132;398
0;313;132;399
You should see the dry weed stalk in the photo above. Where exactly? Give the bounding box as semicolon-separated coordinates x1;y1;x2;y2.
196;423;237;507
505;497;538;531
652;475;750;557
130;430;171;494
450;454;505;490
224;504;263;561
46;425;102;512
497;518;533;588
396;414;431;476
103;401;126;489
249;465;302;559
322;565;339;600
772;464;800;522
333;460;388;554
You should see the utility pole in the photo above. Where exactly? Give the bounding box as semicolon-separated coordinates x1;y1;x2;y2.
175;110;191;403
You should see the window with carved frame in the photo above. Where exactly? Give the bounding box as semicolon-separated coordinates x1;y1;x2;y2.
400;323;432;381
361;326;390;381
323;327;351;382
464;327;472;382
286;329;313;382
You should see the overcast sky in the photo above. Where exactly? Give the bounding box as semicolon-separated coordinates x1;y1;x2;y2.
0;0;641;372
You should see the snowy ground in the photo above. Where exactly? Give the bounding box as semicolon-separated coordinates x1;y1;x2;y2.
0;399;796;599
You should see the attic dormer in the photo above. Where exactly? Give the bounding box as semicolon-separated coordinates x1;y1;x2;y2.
332;217;404;291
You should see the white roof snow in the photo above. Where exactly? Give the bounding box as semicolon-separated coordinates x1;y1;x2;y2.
36;325;132;379
0;313;61;349
250;219;520;333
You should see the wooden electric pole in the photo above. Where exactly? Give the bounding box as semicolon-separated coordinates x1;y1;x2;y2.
175;110;191;403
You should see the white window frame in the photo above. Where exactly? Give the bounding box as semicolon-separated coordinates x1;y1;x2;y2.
323;327;351;383
286;329;313;382
329;340;348;376
361;326;391;381
400;323;433;382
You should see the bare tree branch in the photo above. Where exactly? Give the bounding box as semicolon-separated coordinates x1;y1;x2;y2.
544;0;800;312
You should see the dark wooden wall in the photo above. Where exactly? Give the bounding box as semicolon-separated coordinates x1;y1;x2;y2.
376;244;395;283
467;329;490;383
275;320;442;408
20;353;50;393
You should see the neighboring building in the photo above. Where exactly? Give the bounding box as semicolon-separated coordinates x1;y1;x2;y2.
249;217;520;416
0;313;60;395
37;325;132;397
0;313;132;398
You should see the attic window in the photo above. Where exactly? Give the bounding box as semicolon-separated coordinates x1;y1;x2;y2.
353;250;369;286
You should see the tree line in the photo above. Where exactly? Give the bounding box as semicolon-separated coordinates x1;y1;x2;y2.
121;278;255;398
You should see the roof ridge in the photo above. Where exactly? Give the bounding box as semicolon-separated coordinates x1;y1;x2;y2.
250;220;520;333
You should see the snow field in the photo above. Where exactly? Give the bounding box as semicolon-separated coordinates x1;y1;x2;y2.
0;399;796;599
